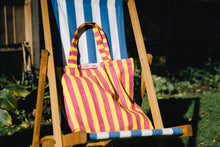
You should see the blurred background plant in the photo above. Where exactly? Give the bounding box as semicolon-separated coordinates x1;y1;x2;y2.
0;76;28;126
0;76;51;127
134;58;220;99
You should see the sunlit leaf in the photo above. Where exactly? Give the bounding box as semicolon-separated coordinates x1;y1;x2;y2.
0;78;28;97
0;90;17;111
0;108;12;126
20;123;29;128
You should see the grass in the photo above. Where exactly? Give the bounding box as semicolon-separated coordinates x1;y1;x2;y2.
141;90;220;147
0;91;219;146
192;91;220;147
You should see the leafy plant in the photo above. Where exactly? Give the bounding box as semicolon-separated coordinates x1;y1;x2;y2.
0;77;28;97
0;77;28;126
152;75;175;97
0;90;17;126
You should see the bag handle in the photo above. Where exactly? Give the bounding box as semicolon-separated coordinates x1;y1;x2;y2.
68;22;111;68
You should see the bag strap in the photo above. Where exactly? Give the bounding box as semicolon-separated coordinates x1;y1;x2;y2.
68;22;111;68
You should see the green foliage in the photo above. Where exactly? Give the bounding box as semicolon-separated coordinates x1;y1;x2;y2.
0;77;28;126
0;108;12;126
175;81;191;90
0;77;28;97
0;90;17;111
14;109;29;124
151;61;220;96
134;60;220;98
0;91;17;126
152;75;175;97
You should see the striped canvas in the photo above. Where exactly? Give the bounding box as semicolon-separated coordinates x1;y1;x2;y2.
58;23;153;133
89;128;183;140
50;0;128;66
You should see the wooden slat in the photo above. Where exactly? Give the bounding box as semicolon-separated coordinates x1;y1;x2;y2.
22;43;27;72
127;0;164;129
4;6;8;45
0;7;5;45
40;0;63;146
6;6;14;44
30;49;49;147
31;0;41;75
0;48;22;52
12;6;16;43
24;0;33;65
15;5;25;43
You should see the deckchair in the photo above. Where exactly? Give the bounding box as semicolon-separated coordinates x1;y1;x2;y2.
30;0;192;146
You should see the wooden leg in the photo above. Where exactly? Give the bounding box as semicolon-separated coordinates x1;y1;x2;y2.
30;49;49;147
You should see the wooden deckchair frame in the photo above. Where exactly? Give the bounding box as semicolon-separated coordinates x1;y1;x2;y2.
30;0;192;146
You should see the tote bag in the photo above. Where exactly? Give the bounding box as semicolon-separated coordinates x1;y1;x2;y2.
59;22;153;133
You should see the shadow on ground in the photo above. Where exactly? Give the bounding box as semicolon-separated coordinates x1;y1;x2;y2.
0;124;53;147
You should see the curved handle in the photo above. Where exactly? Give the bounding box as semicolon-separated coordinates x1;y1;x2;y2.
68;22;111;68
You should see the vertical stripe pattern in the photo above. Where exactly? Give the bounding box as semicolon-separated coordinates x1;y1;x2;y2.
59;23;153;133
50;0;128;66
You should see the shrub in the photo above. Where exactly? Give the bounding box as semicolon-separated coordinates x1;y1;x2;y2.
0;90;17;126
0;77;28;126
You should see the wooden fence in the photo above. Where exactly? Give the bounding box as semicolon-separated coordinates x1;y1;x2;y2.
0;0;33;80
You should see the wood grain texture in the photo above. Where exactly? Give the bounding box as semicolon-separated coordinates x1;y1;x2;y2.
31;50;49;147
173;125;193;138
24;0;33;65
141;54;153;99
40;131;87;147
40;0;63;146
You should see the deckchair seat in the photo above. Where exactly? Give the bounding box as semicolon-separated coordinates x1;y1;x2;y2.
39;125;192;146
89;128;183;140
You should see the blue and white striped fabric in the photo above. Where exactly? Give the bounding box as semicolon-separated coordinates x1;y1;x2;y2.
50;0;128;66
88;128;183;140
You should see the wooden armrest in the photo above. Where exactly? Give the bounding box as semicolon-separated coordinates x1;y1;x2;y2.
147;54;153;65
173;124;193;138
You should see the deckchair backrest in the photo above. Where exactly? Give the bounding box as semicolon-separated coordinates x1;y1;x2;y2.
50;0;128;66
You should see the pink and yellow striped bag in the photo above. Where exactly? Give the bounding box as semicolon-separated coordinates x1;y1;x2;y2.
59;22;153;133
